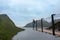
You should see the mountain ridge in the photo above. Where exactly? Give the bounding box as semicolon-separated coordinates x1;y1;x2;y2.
24;19;60;28
24;20;50;28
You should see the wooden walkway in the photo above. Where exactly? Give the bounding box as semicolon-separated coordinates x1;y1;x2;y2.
37;28;60;37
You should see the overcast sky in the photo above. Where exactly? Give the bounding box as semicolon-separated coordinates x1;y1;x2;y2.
0;0;60;27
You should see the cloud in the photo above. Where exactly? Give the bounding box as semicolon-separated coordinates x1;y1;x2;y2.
0;0;60;26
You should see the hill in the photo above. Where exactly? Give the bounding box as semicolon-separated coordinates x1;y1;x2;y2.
46;21;60;31
0;14;24;40
24;20;50;28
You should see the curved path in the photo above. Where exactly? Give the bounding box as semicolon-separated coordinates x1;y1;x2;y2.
12;28;60;40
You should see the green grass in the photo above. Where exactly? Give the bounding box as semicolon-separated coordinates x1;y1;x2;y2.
0;28;24;40
0;14;25;40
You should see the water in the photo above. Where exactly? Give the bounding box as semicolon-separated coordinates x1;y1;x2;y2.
12;28;60;40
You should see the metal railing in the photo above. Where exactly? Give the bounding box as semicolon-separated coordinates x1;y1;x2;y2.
32;13;60;36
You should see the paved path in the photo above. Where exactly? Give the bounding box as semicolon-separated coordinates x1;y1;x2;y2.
12;28;60;40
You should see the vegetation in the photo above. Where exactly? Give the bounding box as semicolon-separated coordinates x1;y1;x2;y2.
0;14;24;40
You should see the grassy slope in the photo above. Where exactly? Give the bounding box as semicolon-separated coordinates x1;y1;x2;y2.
0;14;24;40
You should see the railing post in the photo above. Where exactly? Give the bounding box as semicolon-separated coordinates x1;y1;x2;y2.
36;20;37;31
41;18;43;32
51;14;55;35
33;19;35;30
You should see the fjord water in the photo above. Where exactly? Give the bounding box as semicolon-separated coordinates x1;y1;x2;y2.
12;28;60;40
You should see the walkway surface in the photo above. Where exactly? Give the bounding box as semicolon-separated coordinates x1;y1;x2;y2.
12;28;60;40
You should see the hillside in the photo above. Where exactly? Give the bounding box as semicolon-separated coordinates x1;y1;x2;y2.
0;14;24;40
24;20;50;28
46;21;60;31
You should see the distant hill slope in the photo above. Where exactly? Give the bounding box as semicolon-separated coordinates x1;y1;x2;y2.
0;14;24;40
47;21;60;31
24;19;60;28
24;20;50;28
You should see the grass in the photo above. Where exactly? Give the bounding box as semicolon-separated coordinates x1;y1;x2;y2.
0;14;25;40
0;27;25;40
